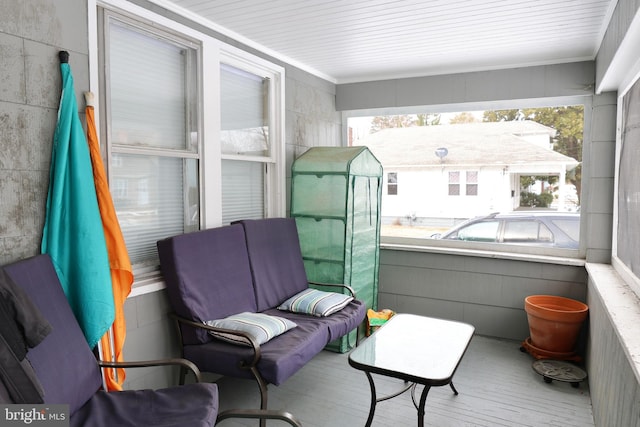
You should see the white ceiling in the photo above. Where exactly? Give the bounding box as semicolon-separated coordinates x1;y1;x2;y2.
156;0;618;84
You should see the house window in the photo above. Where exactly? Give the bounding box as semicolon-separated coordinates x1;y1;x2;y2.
101;14;200;272
449;171;477;196
98;7;285;280
466;171;478;196
448;172;460;196
387;172;398;195
219;59;281;224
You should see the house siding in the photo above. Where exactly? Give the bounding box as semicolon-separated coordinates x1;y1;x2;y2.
378;248;588;341
336;61;595;111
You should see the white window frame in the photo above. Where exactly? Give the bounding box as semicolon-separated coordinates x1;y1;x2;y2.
387;172;398;195
89;0;285;295
448;171;460;196
214;46;286;225
466;170;478;196
612;72;640;299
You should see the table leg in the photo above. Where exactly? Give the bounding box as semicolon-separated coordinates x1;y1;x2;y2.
364;371;377;427
417;385;432;427
449;382;459;395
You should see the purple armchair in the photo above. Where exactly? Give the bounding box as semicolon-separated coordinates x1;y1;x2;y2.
0;254;301;427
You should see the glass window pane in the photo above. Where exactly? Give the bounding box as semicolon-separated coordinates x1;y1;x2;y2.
109;20;196;151
221;64;270;156
503;221;541;242
112;154;198;267
552;218;580;242
221;160;264;224
457;221;499;242
387;172;398;195
503;221;554;243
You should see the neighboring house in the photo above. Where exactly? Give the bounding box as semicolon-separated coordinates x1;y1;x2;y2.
355;121;579;223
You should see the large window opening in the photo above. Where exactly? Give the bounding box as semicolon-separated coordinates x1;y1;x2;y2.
348;106;583;253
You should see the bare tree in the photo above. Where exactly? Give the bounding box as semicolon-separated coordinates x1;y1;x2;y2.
370;115;415;133
370;113;442;133
449;112;478;124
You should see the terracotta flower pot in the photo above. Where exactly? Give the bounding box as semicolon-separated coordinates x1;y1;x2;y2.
524;295;588;353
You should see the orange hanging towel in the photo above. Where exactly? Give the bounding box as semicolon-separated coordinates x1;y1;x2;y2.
85;92;134;391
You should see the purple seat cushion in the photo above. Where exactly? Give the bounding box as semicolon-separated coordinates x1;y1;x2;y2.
185;317;329;386
235;219;309;311
4;255;103;415
70;383;218;427
157;224;258;344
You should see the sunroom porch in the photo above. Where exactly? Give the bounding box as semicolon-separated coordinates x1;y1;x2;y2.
123;237;638;426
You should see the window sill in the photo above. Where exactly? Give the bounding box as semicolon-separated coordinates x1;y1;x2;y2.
128;274;166;298
380;241;586;266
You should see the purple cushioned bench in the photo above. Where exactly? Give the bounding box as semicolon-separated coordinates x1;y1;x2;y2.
157;218;367;412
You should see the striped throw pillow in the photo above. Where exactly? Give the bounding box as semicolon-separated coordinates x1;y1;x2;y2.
278;288;353;317
205;312;296;346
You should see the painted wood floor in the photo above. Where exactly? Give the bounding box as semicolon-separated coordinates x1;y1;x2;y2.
214;335;594;427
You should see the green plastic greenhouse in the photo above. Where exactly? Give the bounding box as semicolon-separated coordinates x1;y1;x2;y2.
291;146;383;352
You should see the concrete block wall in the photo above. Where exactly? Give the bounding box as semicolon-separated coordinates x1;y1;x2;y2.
120;290;183;389
0;0;89;265
285;67;341;214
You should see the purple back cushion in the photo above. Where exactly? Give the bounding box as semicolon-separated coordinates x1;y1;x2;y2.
4;255;102;415
236;219;309;311
157;224;257;344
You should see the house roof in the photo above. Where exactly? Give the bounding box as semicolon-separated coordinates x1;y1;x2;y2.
354;121;579;169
